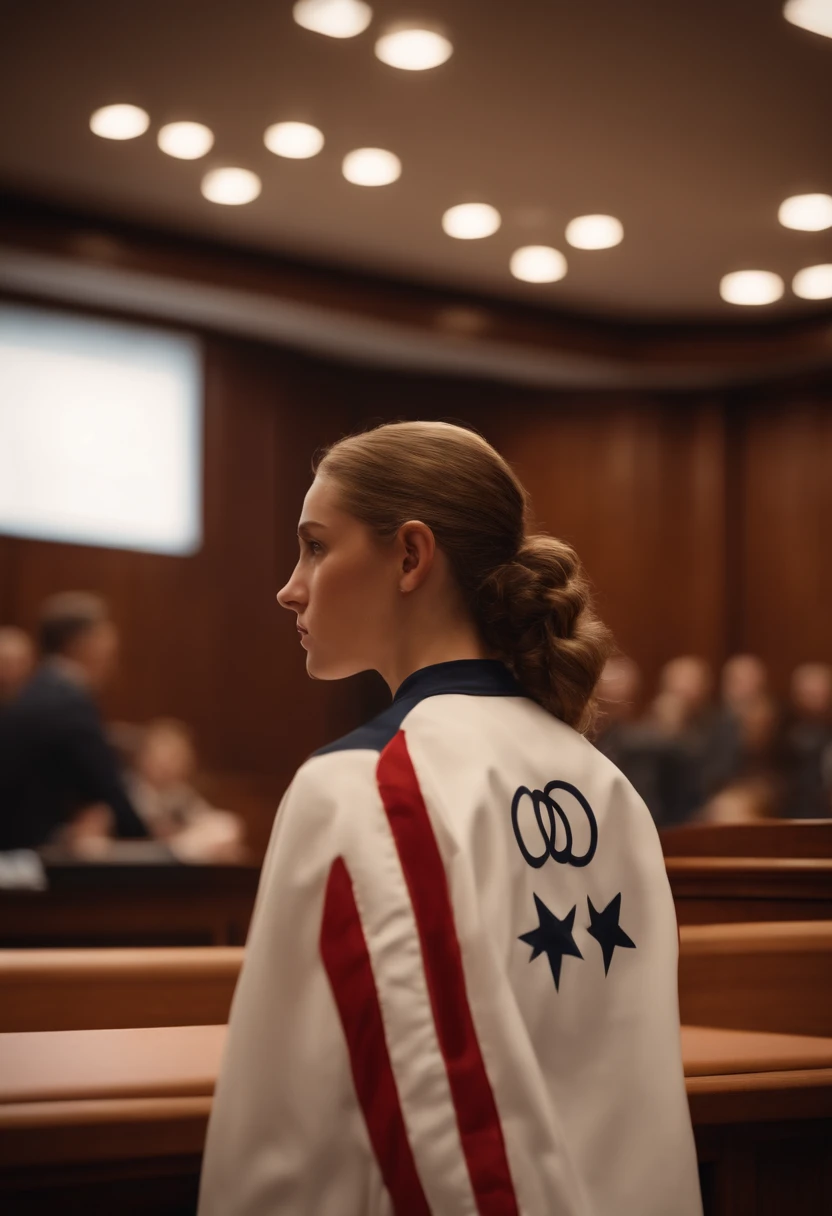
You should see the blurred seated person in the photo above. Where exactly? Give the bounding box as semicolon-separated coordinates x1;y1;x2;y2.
783;662;832;819
128;719;246;862
720;653;769;716
701;692;784;823
0;626;35;709
657;655;741;820
594;657;687;827
0;592;148;850
594;655;642;740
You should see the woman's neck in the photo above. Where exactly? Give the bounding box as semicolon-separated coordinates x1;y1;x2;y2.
381;619;497;698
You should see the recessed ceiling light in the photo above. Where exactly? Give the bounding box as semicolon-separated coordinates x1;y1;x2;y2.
565;214;624;249
778;192;832;231
201;168;262;205
375;27;453;70
719;270;784;306
157;122;214;160
510;246;568;283
793;263;832;299
342;147;401;186
442;203;501;239
783;0;832;40
293;0;372;38
90;104;149;141
264;121;324;159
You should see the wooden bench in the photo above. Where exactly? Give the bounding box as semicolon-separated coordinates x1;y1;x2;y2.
0;948;244;1033
679;921;832;1039
0;1023;829;1215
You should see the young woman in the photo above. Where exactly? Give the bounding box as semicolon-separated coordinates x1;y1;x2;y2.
198;421;701;1216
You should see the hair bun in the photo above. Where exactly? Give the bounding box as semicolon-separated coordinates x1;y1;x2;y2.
477;535;613;732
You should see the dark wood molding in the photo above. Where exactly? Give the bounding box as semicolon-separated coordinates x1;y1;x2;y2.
2;192;832;391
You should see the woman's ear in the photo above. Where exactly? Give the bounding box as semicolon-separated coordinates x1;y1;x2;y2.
398;521;435;591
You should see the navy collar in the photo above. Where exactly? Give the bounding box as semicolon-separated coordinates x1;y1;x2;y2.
313;659;525;758
393;658;523;706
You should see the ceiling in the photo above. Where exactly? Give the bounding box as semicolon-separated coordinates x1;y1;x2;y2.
1;0;832;322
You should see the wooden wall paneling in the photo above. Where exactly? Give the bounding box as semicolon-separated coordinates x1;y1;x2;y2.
0;537;15;623
476;392;729;691
738;393;832;693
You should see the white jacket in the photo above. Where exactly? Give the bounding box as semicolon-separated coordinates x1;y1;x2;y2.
198;659;702;1216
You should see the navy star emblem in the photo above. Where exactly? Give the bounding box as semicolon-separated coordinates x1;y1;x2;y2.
586;893;636;975
519;894;583;991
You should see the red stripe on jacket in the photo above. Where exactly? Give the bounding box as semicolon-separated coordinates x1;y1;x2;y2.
377;730;520;1216
320;856;431;1216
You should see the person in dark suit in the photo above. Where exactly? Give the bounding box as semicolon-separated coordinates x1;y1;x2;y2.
0;592;148;850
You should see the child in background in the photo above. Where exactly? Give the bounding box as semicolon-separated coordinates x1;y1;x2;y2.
129;719;246;862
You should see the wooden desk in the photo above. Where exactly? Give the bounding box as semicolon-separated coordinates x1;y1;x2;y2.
1;1024;830;1215
0;860;260;948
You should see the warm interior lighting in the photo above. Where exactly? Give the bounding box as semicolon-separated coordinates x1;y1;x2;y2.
783;0;832;39
719;270;784;306
777;193;832;231
441;203;501;239
792;263;832;299
510;246;568;283
89;104;149;141
157;122;214;160
374;28;453;70
264;122;324;159
293;0;372;38
201;168;262;205
342;147;401;186
565;214;624;249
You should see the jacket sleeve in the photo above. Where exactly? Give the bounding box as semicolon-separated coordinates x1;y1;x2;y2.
59;701;148;839
197;741;526;1216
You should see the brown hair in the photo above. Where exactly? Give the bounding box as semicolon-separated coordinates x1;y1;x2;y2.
315;421;613;733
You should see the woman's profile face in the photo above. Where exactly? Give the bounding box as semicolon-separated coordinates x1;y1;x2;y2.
276;475;400;680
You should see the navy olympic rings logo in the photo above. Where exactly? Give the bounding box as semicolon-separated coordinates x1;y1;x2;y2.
511;780;598;869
